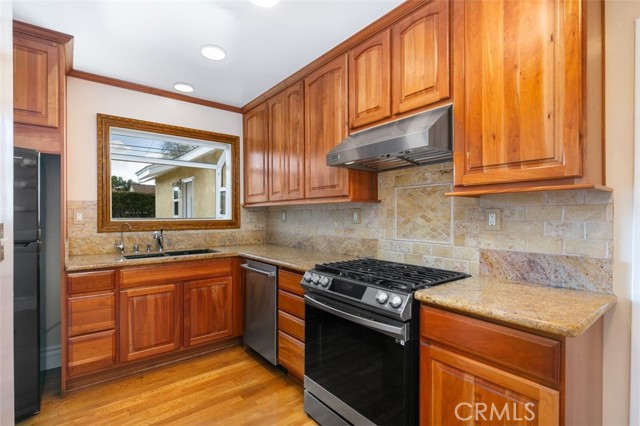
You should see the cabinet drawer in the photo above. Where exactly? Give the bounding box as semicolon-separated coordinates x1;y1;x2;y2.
278;310;304;342
67;330;116;377
68;270;115;295
278;290;305;319
421;306;561;387
68;294;115;337
120;258;232;288
278;330;304;379
278;269;304;296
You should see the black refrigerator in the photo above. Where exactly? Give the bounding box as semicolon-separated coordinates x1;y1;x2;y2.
13;147;40;419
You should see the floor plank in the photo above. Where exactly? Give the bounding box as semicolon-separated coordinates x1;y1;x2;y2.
19;346;317;426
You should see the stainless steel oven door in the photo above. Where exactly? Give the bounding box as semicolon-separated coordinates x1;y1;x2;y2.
304;292;417;426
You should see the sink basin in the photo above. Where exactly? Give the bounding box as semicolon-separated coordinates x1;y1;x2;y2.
166;248;219;256
123;252;167;260
123;248;219;260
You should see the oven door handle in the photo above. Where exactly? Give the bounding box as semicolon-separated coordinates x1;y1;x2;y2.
304;294;409;341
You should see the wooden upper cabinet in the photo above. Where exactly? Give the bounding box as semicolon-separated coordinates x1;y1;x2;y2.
120;284;181;363
13;21;72;154
243;102;269;204
451;0;604;193
304;55;350;199
13;32;59;128
392;0;450;115
183;276;233;347
421;344;560;426
269;82;305;202
349;29;391;130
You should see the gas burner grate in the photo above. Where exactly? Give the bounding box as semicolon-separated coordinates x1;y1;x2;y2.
314;258;469;291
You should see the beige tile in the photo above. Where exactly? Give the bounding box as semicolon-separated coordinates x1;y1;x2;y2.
422;256;445;269
454;246;480;261
543;222;585;239
563;239;607;258
378;250;405;262
544;190;585;205
508;192;544;205
586;222;613;240
606;204;613;222
395;184;452;243
468;234;527;251
526;206;563;221
586;190;613;205
444;259;469;273
411;243;432;255
432;244;455;258
525;237;563;254
468;261;480;276
502;206;526;222
504;221;544;236
403;253;423;266
563;205;606;222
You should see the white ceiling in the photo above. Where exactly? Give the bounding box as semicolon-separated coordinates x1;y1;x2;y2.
13;0;405;108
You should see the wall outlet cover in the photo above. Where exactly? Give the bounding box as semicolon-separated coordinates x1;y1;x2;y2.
485;208;502;231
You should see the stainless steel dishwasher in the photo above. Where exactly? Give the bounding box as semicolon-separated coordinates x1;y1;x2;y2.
242;259;278;365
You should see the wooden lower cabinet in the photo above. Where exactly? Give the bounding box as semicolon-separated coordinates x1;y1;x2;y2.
120;284;182;363
67;330;116;377
183;277;233;347
421;344;559;426
420;305;604;426
277;269;305;380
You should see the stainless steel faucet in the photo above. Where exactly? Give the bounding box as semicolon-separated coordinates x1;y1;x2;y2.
153;229;164;252
114;223;132;256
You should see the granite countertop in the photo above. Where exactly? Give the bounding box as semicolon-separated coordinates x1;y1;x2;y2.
64;244;357;273
414;276;617;337
67;246;617;338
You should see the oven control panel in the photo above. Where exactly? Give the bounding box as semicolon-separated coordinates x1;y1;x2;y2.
302;272;410;319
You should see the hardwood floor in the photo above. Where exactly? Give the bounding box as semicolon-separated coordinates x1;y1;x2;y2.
20;346;317;426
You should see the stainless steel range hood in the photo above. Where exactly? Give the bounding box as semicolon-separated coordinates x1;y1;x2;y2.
326;105;452;172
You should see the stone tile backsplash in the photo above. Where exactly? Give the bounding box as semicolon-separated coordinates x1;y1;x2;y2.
265;162;613;293
66;200;266;256
68;162;614;293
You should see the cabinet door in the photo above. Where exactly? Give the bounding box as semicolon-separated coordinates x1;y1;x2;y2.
420;344;559;426
283;82;305;200
183;276;233;347
349;29;391;129
120;284;181;362
454;0;582;186
392;0;450;115
268;92;287;202
13;32;59;128
243;102;269;204
304;55;349;199
67;330;116;377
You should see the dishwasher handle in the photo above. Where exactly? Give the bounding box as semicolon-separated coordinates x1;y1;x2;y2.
241;263;277;277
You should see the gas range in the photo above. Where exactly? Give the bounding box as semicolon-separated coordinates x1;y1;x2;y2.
301;258;468;322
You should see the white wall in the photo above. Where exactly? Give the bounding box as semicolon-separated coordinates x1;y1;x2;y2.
604;1;640;425
66;77;243;201
0;1;14;423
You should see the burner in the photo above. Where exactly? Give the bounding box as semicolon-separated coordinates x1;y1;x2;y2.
315;258;468;292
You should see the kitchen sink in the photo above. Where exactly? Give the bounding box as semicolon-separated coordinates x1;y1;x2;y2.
166;248;219;256
123;252;167;260
123;248;219;260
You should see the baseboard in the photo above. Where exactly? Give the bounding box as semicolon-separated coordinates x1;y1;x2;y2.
41;344;61;371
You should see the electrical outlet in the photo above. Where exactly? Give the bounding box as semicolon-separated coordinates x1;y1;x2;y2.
485;209;501;231
75;210;83;223
281;210;287;222
352;208;361;224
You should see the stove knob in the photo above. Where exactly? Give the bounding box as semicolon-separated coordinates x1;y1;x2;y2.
376;291;389;304
389;295;403;308
303;272;312;282
319;276;330;287
310;273;320;284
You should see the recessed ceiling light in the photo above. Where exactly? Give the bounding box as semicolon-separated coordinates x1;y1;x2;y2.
201;45;226;61
173;83;194;93
250;0;280;8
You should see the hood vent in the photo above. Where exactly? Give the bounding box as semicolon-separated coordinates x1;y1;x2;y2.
326;105;452;172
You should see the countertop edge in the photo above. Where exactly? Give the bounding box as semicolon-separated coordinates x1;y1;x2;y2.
416;291;617;338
